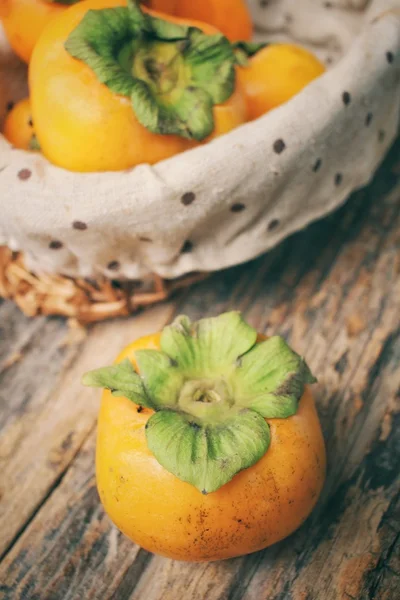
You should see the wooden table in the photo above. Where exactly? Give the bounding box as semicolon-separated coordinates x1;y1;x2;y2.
0;141;399;600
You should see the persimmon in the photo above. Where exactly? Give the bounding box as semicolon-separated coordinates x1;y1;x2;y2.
174;0;252;42
2;97;40;151
236;43;326;120
0;0;179;64
29;0;247;172
83;312;326;561
0;0;75;64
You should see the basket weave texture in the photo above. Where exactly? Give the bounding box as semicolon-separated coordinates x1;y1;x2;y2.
0;246;206;322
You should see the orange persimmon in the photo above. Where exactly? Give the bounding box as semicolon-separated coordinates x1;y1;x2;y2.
174;0;253;42
2;97;40;151
0;0;72;64
84;312;326;561
237;43;326;120
29;0;247;172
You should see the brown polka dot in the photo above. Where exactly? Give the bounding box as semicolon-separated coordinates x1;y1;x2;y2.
273;139;286;154
181;191;196;206
324;1;333;7
268;219;280;231
378;129;385;142
139;236;152;242
334;173;343;186
260;0;268;7
326;56;333;65
49;240;63;250
342;91;351;106
18;169;31;181
231;203;246;213
28;118;33;128
181;240;193;253
107;260;120;271
6;101;14;112
312;158;322;172
365;112;373;126
285;13;293;24
72;221;88;231
386;51;394;64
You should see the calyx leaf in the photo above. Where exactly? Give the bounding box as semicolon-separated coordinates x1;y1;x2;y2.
29;135;41;152
46;1;81;5
82;312;316;493
232;336;317;418
65;0;237;140
160;312;257;377
82;358;152;408
146;408;270;493
232;41;268;66
135;350;184;408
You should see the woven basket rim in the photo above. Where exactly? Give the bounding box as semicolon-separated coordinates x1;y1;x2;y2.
0;245;207;323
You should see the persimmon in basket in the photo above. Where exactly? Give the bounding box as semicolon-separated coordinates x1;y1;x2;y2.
83;311;326;561
174;0;253;42
28;0;248;172
235;42;326;120
2;97;40;151
1;0;325;172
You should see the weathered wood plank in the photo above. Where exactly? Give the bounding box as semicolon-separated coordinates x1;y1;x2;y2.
0;315;76;432
0;141;399;599
0;304;175;559
0;301;47;367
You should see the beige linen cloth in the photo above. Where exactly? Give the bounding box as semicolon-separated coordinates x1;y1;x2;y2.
0;0;399;279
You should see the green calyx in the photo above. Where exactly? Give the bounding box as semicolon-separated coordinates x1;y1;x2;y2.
83;312;316;493
64;0;236;140
29;135;41;152
232;41;268;66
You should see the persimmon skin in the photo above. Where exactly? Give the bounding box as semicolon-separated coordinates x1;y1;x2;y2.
96;333;326;562
2;98;36;150
174;0;252;42
29;0;246;172
0;0;65;64
147;0;178;12
237;43;326;120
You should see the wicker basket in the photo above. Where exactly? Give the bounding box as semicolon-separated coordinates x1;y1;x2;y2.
0;0;399;321
0;246;207;322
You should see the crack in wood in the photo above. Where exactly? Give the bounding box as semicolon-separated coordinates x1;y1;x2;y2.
0;421;97;564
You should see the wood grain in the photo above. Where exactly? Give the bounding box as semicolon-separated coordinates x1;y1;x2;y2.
0;304;175;559
0;140;399;599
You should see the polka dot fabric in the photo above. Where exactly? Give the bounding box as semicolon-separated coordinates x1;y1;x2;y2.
0;0;399;280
